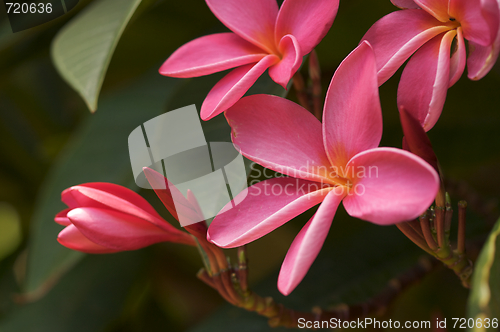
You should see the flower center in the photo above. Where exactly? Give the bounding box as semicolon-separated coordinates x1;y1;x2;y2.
316;164;356;188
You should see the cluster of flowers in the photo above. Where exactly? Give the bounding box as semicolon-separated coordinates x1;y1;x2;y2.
56;0;500;295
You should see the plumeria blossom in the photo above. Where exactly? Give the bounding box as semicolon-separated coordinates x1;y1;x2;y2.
55;182;195;254
207;42;440;295
362;0;500;131
159;0;339;120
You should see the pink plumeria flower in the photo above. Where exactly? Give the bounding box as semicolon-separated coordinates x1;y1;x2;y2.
362;0;500;131
55;182;195;253
159;0;339;120
207;42;440;296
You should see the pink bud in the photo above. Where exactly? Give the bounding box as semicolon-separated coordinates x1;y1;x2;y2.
55;183;195;254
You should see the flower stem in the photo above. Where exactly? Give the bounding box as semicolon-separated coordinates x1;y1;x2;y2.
396;222;434;256
238;246;249;294
420;212;438;251
197;255;439;328
397;200;474;288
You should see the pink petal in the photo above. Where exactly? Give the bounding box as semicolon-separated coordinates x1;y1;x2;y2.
61;183;172;232
449;0;499;46
200;55;279;120
413;0;450;22
62;183;159;217
274;0;339;56
207;178;333;248
58;224;118;254
467;0;500;81
397;30;456;132
467;40;500;80
343;147;439;225
323;42;382;168
277;190;343;295
361;9;452;85
143;167;203;223
391;0;420;9
205;0;279;54
159;33;267;78
268;34;301;88
186;189;205;222
68;207;194;250
55;208;72;226
184;190;210;239
449;27;466;87
225;94;333;184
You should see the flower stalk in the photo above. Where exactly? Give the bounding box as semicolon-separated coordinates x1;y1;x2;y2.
196;234;439;329
398;200;473;288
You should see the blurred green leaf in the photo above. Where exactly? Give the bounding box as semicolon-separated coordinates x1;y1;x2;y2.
25;72;181;295
0;251;143;332
468;218;500;331
51;0;142;112
0;203;21;262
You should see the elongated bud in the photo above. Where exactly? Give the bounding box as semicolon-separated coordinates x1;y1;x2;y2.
399;106;439;172
56;182;195;254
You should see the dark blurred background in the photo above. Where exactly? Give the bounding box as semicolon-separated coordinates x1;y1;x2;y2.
0;0;499;331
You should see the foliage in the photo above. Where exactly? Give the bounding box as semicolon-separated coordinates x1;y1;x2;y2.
0;0;499;331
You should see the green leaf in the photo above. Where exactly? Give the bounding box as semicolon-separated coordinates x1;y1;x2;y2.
0;203;22;262
0;251;144;332
51;0;142;112
25;72;182;295
467;218;500;331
